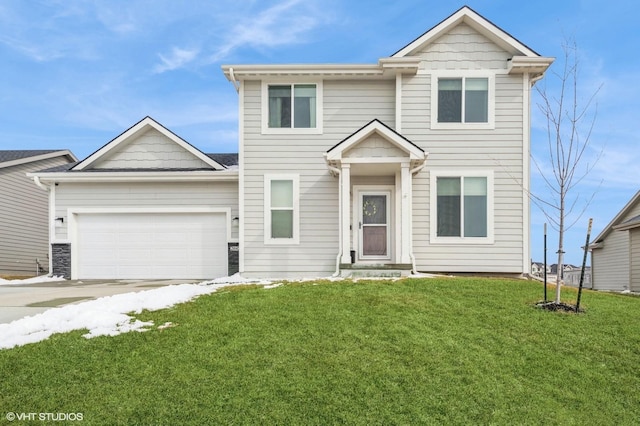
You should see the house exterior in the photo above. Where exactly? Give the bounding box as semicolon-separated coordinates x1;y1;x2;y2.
0;150;77;276
30;6;552;280
590;191;640;292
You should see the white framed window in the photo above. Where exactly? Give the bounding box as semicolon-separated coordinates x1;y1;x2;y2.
264;174;300;245
430;170;494;244
261;81;323;135
430;72;494;130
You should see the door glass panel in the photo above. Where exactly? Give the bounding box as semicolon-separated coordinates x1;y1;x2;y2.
362;195;386;225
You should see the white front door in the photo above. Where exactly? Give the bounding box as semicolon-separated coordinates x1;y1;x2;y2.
357;190;391;261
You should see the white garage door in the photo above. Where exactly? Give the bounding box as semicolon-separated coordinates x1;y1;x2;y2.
76;212;227;279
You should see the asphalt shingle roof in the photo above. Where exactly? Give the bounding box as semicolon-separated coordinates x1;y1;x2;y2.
0;150;65;164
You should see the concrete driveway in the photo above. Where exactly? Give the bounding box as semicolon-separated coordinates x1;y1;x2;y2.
0;279;198;324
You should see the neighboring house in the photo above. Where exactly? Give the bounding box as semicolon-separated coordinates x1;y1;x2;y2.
563;267;591;288
30;6;553;280
590;191;640;292
0;150;77;276
531;261;550;278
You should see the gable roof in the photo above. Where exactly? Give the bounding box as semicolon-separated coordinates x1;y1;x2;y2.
0;150;77;170
72;116;225;171
392;6;539;58
591;190;640;246
326;119;425;161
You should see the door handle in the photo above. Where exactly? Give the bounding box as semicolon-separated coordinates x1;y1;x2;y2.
359;221;362;229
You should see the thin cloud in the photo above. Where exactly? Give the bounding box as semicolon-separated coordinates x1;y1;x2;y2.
209;0;322;62
154;47;201;73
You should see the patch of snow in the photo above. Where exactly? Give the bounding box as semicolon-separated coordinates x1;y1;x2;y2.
263;283;282;289
0;278;264;351
0;275;65;286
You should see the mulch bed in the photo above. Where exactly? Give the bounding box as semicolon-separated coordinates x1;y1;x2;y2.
535;301;585;313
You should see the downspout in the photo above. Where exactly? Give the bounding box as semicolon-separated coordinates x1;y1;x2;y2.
33;176;54;274
407;161;427;274
326;164;342;277
229;67;240;93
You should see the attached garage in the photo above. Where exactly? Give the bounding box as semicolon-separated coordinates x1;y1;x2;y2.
74;211;229;280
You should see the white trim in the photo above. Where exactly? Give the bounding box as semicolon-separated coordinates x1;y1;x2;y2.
429;170;495;245
68;207;231;280
30;171;238;183
353;185;394;262
72;117;224;171
263;174;300;245
430;71;495;130
261;80;323;135
48;183;55;273
522;73;531;274
396;73;403;133
326;120;425;162
392;6;539;58
238;81;246;273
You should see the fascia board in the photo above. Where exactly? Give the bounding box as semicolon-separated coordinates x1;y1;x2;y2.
73;117;224;171
28;171;239;183
222;64;384;79
392;7;539;58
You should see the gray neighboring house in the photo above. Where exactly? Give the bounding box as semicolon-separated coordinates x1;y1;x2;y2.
590;190;640;292
0;150;77;276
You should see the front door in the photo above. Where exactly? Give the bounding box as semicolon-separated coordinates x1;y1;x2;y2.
358;191;391;261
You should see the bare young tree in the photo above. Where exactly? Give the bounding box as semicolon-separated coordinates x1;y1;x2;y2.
532;38;602;304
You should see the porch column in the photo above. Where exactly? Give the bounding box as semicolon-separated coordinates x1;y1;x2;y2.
340;164;352;264
400;162;411;263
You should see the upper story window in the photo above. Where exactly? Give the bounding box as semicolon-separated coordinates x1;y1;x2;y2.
262;81;323;134
430;73;494;130
438;78;488;123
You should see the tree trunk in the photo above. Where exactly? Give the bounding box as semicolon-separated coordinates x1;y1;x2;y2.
555;194;565;304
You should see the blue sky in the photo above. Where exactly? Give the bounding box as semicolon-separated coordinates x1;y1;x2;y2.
1;0;637;266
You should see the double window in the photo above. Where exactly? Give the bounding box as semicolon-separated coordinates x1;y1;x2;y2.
430;171;494;244
262;82;322;134
264;174;299;244
431;73;494;129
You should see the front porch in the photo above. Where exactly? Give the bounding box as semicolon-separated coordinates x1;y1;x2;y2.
324;119;428;276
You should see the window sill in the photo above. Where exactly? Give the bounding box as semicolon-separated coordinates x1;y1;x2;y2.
261;127;322;135
429;236;495;245
431;122;494;130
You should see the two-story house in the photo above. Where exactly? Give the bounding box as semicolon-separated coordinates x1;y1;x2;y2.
30;6;552;280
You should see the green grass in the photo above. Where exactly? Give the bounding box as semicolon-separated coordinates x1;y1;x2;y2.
1;277;639;425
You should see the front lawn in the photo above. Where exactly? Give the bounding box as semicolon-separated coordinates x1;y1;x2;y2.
1;277;639;424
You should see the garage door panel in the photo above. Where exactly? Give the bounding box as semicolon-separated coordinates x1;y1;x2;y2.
76;212;228;279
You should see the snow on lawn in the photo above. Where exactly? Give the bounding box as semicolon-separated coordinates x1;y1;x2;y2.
0;274;271;351
0;275;65;285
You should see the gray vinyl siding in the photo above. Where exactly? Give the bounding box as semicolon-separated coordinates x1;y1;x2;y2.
592;203;640;291
592;232;630;291
241;21;531;276
630;228;640;292
54;181;239;241
242;79;395;278
0;157;71;275
95;129;211;169
403;26;526;273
